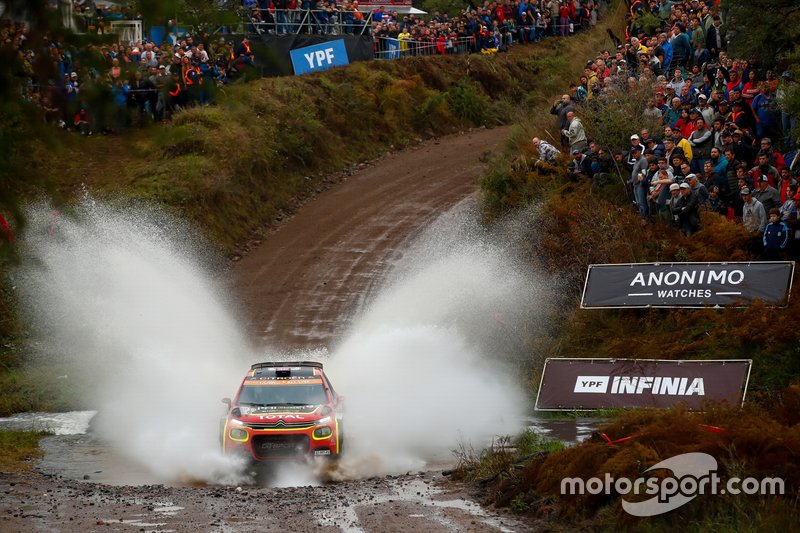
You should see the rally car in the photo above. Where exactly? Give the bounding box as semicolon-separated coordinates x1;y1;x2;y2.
220;361;343;462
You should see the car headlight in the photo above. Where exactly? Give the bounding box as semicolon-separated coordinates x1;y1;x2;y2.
315;416;331;426
229;428;248;440
313;426;332;438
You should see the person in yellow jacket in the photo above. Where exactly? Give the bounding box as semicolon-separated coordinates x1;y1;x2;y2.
398;28;411;56
664;125;693;162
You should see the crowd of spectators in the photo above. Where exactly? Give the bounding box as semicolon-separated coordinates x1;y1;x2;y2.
532;0;799;260
2;9;257;134
241;1;607;56
6;0;609;133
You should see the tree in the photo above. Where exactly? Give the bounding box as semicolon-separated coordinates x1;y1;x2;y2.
720;0;800;67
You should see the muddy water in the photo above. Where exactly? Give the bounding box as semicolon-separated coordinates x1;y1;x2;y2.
1;411;600;487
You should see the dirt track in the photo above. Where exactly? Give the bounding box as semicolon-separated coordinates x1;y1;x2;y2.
231;126;510;350
0;126;531;532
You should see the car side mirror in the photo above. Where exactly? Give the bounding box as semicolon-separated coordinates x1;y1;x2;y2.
222;397;231;409
336;395;345;406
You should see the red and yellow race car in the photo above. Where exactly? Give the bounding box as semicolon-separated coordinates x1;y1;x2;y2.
221;361;343;462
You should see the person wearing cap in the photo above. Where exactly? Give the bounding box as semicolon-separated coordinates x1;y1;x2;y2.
686;172;709;204
653;32;672;72
762;208;790;260
567;148;592;182
730;99;756;133
697;94;714;125
731;128;757;164
62;71;80;127
645;137;665;158
714;99;731;124
741;187;767;234
753;174;781;213
668;181;683;227
668;126;694;163
673;181;701;235
531;137;561;165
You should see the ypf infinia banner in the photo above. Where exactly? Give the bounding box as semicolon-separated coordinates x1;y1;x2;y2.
581;262;794;308
535;358;752;410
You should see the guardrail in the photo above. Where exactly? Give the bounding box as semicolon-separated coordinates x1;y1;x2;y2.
243;8;374;36
373;35;475;59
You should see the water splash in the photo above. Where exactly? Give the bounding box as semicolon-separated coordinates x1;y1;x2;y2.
14;199;254;485
325;202;554;476
12;198;552;485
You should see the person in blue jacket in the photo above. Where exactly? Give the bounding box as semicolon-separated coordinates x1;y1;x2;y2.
763;208;790;260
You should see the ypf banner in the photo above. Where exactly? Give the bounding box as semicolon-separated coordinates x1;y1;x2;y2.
581;262;794;308
535;358;752;410
290;39;349;75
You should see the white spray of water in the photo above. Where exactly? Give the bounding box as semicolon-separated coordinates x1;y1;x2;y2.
13;197;551;486
325;203;553;477
14;199;253;485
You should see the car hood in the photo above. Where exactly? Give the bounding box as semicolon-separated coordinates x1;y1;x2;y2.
236;405;325;423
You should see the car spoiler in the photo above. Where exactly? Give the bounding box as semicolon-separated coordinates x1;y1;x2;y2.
250;361;323;370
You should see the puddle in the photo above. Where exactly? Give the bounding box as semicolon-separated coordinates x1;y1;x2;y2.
525;416;603;444
315;475;521;532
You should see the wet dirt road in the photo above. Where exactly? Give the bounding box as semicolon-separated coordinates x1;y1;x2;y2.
231;127;509;350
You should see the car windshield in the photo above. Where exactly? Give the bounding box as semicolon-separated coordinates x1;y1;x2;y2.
237;383;329;407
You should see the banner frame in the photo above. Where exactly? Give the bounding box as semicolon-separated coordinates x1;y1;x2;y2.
534;357;753;411
579;261;795;309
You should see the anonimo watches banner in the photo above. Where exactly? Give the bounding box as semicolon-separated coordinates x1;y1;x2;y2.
535;358;752;410
581;262;794;308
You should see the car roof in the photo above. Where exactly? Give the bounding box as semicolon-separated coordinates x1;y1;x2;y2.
245;361;324;381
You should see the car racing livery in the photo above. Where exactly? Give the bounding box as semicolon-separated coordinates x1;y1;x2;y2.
221;361;343;461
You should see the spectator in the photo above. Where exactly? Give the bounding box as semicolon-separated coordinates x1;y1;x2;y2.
73;107;91;135
562;111;587;153
649;168;673;219
532;136;560;165
752;175;781;213
567;148;593;181
550;94;574;148
751;153;779;187
762;209;789;260
689;116;712;172
707;185;727;215
674;182;701;235
686;173;709;204
741;187;767;234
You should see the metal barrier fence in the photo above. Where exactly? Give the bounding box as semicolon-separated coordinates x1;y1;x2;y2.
373;35;474;59
243;8;374;36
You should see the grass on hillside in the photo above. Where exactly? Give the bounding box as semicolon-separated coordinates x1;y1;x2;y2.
475;401;800;530
0;430;48;472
